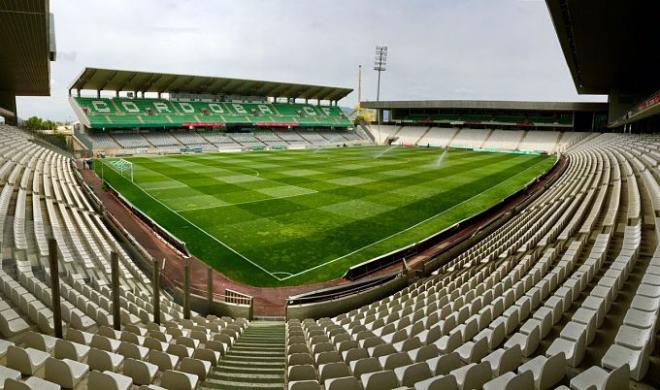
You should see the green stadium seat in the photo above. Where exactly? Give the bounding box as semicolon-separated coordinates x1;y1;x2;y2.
73;97;351;129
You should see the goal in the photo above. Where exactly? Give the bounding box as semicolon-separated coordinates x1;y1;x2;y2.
109;159;134;182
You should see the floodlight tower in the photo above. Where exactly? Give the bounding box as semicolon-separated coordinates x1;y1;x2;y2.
374;46;388;144
374;46;388;102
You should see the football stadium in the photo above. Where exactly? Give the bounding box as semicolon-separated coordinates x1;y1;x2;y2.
0;0;659;389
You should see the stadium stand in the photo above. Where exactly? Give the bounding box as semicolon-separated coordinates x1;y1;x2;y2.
277;131;308;145
298;131;328;145
0;125;268;389
73;97;353;130
75;127;368;155
111;133;150;149
391;111;576;127
3;1;660;388
394;126;429;146
228;133;266;148
482;130;525;151
518;131;561;153
85;133;121;150
284;132;660;389
416;128;459;148
143;132;180;148
4;115;660;390
556;132;591;153
170;131;208;146
370;125;401;144
365;126;600;157
197;132;242;151
68;69;363;156
449;128;491;149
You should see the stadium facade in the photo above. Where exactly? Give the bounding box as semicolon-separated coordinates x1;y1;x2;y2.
362;99;609;131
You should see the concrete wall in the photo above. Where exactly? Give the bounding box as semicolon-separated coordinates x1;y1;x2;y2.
172;288;252;320
286;273;408;320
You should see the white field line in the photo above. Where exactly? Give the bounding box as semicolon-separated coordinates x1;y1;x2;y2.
181;189;318;211
103;160;285;281
135;159;318;209
109;152;546;282
276;157;551;280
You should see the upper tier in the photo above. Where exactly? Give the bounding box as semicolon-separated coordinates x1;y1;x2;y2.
393;111;575;126
72;97;352;129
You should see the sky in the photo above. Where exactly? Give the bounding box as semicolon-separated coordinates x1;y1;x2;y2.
16;0;606;122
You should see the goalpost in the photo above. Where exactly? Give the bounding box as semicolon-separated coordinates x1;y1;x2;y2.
109;159;134;182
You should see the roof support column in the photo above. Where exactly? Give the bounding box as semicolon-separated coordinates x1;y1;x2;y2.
0;92;17;126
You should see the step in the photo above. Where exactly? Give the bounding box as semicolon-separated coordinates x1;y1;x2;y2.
216;364;283;373
229;349;285;357
201;321;286;390
223;354;285;362
231;346;285;353
232;343;285;349
201;378;284;389
219;359;285;368
209;371;284;381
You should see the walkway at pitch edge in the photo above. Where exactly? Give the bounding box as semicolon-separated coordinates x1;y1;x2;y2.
201;321;285;389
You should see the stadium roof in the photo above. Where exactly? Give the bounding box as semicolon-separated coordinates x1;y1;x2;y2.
69;68;353;101
361;100;607;112
0;0;55;96
547;1;660;95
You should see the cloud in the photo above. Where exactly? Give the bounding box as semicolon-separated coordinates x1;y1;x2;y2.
16;0;606;121
56;51;77;61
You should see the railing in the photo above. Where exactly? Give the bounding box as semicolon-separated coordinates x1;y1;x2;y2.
608;88;660;128
225;289;253;306
98;167;191;258
287;274;397;306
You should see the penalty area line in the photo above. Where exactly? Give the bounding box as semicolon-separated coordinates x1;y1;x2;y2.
102;160;286;282
277;157;551;281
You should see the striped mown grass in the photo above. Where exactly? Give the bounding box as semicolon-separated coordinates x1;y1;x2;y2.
96;146;554;286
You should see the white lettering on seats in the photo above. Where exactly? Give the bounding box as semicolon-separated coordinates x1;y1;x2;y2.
303;106;317;116
122;101;140;113
153;102;171;113
258;105;272;114
233;104;247;114
208;104;224;114
321;107;332;116
92;101;110;113
179;102;195;113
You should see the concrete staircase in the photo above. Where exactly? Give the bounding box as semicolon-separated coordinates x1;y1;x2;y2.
201;321;285;390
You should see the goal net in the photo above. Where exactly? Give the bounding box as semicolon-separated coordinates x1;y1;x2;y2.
109;159;134;182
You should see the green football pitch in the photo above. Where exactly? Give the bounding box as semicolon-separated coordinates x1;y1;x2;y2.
96;146;555;287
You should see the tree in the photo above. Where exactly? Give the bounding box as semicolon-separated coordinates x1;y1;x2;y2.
43;120;57;130
24;116;44;130
23;116;58;130
353;114;368;126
